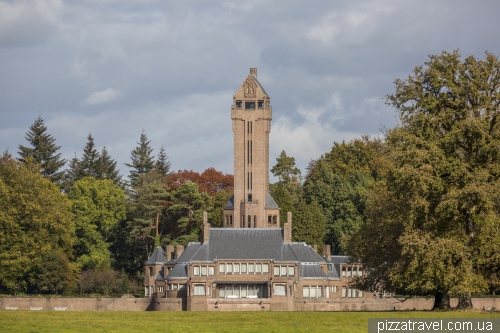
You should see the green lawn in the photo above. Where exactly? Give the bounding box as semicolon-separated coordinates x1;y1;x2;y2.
1;311;499;333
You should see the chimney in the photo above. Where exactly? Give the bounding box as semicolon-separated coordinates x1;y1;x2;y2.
312;245;318;253
166;245;174;261
283;211;292;243
175;245;184;259
323;245;331;260
250;68;257;77
203;211;210;243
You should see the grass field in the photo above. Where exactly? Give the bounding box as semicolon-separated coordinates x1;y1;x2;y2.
1;311;500;333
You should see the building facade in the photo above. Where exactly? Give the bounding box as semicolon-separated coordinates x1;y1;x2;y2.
144;69;364;311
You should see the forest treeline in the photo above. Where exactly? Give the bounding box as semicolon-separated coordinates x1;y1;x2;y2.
1;50;500;310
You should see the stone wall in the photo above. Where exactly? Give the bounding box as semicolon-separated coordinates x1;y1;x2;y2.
1;296;499;311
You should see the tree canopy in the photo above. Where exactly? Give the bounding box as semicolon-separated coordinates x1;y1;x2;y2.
125;131;155;188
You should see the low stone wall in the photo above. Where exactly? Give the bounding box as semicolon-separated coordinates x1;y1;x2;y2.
1;296;499;311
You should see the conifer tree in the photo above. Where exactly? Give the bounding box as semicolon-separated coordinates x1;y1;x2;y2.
17;116;66;184
154;145;171;178
79;133;100;178
96;147;122;185
125;131;155;188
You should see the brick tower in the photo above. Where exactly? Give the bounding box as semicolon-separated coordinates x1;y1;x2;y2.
223;68;280;228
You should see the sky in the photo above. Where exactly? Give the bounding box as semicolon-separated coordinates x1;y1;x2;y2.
1;0;500;181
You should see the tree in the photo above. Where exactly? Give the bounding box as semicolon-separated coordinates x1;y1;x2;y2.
96;146;122;185
293;200;326;253
125;131;155;188
269;182;296;227
271;150;301;183
0;157;74;293
69;177;126;271
30;250;75;294
154;145;171;178
350;50;500;309
79;133;100;178
17;116;66;184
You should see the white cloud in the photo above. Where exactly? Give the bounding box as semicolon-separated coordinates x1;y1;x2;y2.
85;88;123;105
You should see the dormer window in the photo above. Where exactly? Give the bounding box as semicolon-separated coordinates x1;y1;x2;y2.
245;101;255;110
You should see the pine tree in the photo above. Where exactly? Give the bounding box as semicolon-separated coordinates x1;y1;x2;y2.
154;145;171;178
96;146;122;185
79;133;100;178
17;116;66;184
125;131;155;188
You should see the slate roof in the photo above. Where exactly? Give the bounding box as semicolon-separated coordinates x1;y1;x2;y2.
146;246;166;265
167;263;188;280
300;263;328;279
326;255;350;264
224;195;234;209
265;193;279;209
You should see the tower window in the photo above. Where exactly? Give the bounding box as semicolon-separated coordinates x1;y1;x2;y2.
254;215;257;228
236;101;242;109
230;215;233;225
248;194;252;202
245;101;255;110
248;215;251;228
258;100;264;108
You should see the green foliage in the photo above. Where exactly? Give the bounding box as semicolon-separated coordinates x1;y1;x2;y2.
69;177;126;271
350;50;500;307
292;200;326;252
17;116;66;184
0;157;74;292
30;250;75;294
154;145;171;178
269;182;296;227
271;150;301;183
125;131;155;188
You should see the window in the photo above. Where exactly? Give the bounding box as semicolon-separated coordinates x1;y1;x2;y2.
149;267;153;276
248;263;254;273
179;284;186;291
158;286;164;292
342;267;346;277
268;215;272;225
258;100;264;108
234;264;240;274
241;264;247;273
287;266;295;276
347;267;352;277
194;266;200;276
302;286;323;298
342;286;347;298
194;284;205;296
229;215;232;226
225;215;229;226
236;100;242;108
359;290;363;297
227;263;233;274
172;284;178;291
201;266;207;276
248;215;251;228
255;264;262;273
280;266;287;276
330;286;338;293
274;266;280;276
274;284;286;296
245;101;255;110
303;286;309;298
208;267;214;276
262;264;269;274
328;264;333;271
272;215;277;225
219;264;225;273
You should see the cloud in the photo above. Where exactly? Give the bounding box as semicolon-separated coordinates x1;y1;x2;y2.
0;0;62;47
85;88;123;105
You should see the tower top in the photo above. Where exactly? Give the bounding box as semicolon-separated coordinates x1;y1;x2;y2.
250;68;257;77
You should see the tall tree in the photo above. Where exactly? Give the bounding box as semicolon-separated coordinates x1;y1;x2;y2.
96;146;122;185
154;145;171;178
271;150;301;183
349;50;500;309
69;177;126;271
78;133;100;178
125;131;155;188
0;157;74;293
293;199;326;253
17;116;66;184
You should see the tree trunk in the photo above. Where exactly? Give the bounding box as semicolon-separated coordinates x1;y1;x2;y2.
456;292;473;309
432;291;451;310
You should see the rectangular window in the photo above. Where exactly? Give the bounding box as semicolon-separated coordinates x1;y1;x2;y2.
227;263;233;274
201;266;207;276
219;263;225;274
241;263;247;273
236;101;242;109
358;268;363;277
234;264;240;274
220;287;225;298
255;264;262;273
248;215;251;228
258;100;264;108
241;286;247;298
262;264;269;274
342;286;347;298
268;216;272;224
310;286;317;298
208;266;214;276
149;267;153;276
359;290;363;298
248;263;254;273
194;284;205;296
172;284;178;291
179;284;186;291
280;266;287;276
288;266;295;276
318;287;322;298
274;266;280;276
194;266;200;276
347;267;352;277
245;101;255;110
274;284;286;296
342;267;346;277
303;286;310;298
